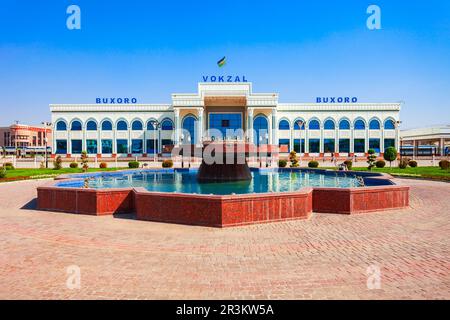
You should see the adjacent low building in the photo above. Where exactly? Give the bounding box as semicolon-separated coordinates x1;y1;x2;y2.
49;82;402;159
0;123;52;156
400;125;450;157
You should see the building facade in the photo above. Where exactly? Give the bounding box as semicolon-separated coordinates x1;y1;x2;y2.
0;123;52;155
400;125;450;157
50;82;401;158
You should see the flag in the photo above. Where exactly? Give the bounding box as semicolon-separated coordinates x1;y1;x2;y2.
217;56;226;67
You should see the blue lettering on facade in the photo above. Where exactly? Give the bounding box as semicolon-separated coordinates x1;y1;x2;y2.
96;98;138;104
202;76;248;83
316;97;358;104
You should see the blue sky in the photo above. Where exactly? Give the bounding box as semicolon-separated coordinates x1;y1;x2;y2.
0;0;449;128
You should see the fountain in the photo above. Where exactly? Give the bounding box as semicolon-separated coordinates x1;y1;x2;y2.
197;141;252;183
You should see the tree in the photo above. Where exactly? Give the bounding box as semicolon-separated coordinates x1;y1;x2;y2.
289;151;299;168
367;149;377;171
81;151;89;172
383;147;398;168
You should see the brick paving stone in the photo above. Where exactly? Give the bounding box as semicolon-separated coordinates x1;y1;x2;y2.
0;178;449;299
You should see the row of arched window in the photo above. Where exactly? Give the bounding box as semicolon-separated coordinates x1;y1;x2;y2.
278;118;396;131
55;119;174;131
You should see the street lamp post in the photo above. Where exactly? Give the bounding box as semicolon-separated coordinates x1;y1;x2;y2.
395;121;402;163
41;121;51;168
13;120;19;165
149;120;161;164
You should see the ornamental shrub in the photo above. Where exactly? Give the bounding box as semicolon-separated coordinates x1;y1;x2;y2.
162;160;173;168
289;151;299;168
384;147;398;168
278;159;287;168
128;161;140;169
367;149;377;171
308;160;319;168
0;167;6;178
344;160;353;170
375;160;386;168
398;159;408;169
53;156;62;170
99;162;108;169
69;162;78;168
408;160;418;168
80;151;89;172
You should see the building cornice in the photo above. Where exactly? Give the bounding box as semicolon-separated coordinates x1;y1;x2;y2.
50;104;173;112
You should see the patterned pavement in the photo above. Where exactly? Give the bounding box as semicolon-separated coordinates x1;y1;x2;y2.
0;178;449;299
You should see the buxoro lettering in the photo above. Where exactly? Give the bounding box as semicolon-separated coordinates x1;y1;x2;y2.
316;97;358;103
202;75;248;83
95;98;137;104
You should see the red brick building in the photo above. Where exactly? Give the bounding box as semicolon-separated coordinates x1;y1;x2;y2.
0;123;52;156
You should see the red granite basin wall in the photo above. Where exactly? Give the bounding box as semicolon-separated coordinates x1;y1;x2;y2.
36;174;410;227
134;188;313;227
37;184;134;216
313;185;410;214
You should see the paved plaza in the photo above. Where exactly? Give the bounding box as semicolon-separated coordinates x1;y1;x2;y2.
0;178;449;299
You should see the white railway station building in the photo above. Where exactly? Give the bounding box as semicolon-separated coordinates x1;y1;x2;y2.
50;82;402;159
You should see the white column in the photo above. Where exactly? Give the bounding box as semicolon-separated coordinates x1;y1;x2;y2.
320;126;324;153
247;108;254;144
305;126;309;153
174;109;180;146
113;128;117;154
335;127;339;153
365;127;369;153
381;128;385;153
350;125;354;153
197;108;204;146
272;108;278;146
68;130;72;154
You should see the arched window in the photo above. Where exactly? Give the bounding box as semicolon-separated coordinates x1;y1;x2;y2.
369;119;381;130
278;120;290;130
101;120;112;131
294;120;306;130
161;119;173;130
354;120;366;130
86;120;97;131
71;120;82;131
56;121;67;131
182;116;196;144
131;120;143;131
147;121;156;131
309;120;320;130
384;119;396;130
324;120;335;130
117;120;128;131
253;116;269;146
339;119;350;130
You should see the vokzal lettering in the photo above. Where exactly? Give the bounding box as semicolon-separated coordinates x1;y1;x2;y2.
202;75;248;83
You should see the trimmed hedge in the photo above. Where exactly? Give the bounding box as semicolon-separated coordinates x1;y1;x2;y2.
99;162;108;169
439;160;449;170
69;162;78;168
278;159;287;168
308;160;319;168
128;161;140;169
408;160;418;168
376;160;386;168
162;160;173;168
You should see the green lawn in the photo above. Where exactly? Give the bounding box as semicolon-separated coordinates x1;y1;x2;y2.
324;166;450;181
1;167;119;182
